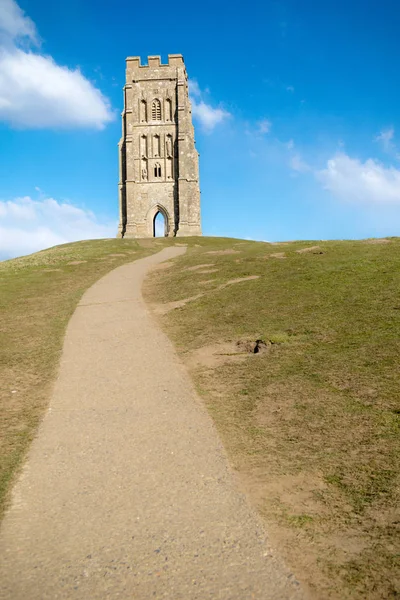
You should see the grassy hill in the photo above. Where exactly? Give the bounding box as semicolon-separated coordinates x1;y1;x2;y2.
1;236;399;598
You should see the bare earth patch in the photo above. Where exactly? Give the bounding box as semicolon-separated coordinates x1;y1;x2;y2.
220;275;260;288
185;342;249;369
67;260;87;265
198;280;215;285
364;238;391;244
152;261;174;271
242;470;329;520
185;263;215;271
185;339;270;370
270;252;286;259
196;269;219;274
205;249;241;255
296;246;323;254
152;294;204;315
137;239;162;248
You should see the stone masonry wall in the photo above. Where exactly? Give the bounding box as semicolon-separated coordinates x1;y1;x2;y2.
118;54;201;238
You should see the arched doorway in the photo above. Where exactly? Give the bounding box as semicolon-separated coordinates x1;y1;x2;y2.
153;211;167;237
148;203;170;237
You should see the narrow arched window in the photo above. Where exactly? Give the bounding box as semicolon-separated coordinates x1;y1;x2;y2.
140;100;147;122
154;163;162;178
140;135;147;157
153;134;160;157
151;99;161;120
165;98;172;121
166;157;173;179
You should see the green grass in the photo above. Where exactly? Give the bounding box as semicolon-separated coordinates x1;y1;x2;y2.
144;236;400;599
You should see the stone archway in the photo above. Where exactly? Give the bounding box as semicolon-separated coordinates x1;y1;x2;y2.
147;204;170;237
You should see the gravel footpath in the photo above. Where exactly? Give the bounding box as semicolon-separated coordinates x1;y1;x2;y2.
0;247;306;599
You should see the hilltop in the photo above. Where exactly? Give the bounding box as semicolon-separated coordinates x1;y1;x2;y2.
1;236;399;598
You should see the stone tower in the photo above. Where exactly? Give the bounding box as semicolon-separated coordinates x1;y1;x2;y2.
117;54;201;238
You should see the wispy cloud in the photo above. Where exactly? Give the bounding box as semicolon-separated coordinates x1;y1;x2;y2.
0;0;38;45
375;127;395;153
284;139;310;173
191;101;230;132
286;85;294;93
0;195;116;260
0;0;114;129
290;153;311;173
316;153;400;204
257;119;272;134
189;79;230;132
188;79;201;98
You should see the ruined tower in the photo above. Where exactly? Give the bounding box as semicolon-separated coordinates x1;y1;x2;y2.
118;54;201;238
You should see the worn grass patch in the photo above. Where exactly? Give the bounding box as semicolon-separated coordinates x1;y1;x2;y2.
0;237;177;516
144;237;400;599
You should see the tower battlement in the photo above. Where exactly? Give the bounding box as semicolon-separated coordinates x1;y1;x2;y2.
126;55;184;69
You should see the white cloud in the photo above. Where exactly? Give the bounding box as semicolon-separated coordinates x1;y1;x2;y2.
188;79;201;98
317;153;400;204
0;0;38;44
375;127;395;152
191;99;230;132
284;139;310;173
0;49;114;129
0;0;114;129
189;79;230;132
0;196;116;260
290;153;311;173
258;119;272;134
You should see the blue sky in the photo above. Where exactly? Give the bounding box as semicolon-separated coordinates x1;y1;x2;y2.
1;0;400;258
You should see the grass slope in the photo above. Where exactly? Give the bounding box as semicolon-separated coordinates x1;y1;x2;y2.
1;236;399;598
144;236;400;599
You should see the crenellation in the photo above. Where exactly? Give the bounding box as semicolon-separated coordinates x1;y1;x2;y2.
168;54;184;66
126;54;184;69
147;56;161;67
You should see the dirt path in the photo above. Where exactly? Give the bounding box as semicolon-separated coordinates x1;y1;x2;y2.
0;247;305;599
